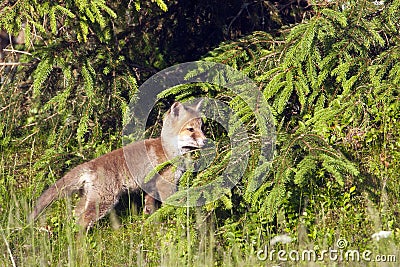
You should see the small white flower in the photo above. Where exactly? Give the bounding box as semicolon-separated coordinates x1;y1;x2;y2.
270;234;293;246
373;1;384;6
371;230;392;241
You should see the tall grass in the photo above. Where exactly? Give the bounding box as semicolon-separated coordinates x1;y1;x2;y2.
1;190;399;266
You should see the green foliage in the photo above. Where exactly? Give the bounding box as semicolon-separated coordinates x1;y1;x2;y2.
1;0;400;266
201;0;400;252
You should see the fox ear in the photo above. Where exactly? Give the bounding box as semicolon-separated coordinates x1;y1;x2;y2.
170;102;182;117
195;99;204;111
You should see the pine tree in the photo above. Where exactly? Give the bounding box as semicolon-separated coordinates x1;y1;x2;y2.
1;0;399;264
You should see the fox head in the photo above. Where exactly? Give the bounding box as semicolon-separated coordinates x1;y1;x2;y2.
161;101;207;157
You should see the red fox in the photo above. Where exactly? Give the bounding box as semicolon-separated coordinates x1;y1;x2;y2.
30;101;206;229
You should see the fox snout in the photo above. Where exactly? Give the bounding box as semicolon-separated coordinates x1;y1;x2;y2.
197;137;206;148
195;131;207;148
178;132;207;151
177;120;207;152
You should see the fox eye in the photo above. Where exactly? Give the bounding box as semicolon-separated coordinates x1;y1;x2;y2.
187;127;194;132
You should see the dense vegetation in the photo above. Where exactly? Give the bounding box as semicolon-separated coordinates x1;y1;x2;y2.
1;0;399;266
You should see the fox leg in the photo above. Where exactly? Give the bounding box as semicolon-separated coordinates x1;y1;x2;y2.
142;179;159;214
143;194;158;214
77;194;118;230
155;179;177;203
74;194;87;218
77;200;97;229
142;181;176;215
143;169;179;214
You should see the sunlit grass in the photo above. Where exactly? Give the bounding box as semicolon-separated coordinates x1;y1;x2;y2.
1;188;399;267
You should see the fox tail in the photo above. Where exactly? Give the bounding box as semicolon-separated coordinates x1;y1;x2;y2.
29;167;85;222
